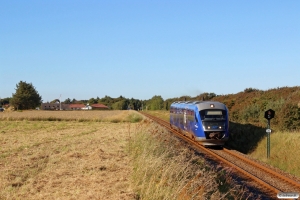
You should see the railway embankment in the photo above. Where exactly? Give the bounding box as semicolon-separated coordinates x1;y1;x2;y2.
128;119;263;199
141;111;300;198
143;110;300;179
226;121;300;178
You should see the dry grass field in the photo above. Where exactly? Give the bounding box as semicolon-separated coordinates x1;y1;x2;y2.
0;110;142;123
142;110;170;121
0;110;142;199
0;110;263;199
128;121;257;199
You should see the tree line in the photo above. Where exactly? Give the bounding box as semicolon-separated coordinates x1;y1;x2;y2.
1;81;216;111
2;81;300;130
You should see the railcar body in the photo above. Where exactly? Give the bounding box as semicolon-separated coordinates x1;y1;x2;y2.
170;101;229;146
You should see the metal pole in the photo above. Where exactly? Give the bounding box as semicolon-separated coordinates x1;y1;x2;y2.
267;119;270;159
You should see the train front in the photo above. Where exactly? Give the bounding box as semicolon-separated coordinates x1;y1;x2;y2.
196;102;229;146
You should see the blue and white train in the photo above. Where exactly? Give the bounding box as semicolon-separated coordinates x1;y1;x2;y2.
170;101;229;146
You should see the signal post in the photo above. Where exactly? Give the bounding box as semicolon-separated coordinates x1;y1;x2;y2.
264;109;275;159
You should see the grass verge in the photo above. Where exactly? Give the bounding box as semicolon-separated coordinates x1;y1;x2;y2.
127;120;255;200
143;110;300;179
249;130;300;177
142;110;170;121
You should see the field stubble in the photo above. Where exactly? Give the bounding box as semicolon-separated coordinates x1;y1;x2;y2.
0;110;142;123
0;110;272;199
0;110;141;199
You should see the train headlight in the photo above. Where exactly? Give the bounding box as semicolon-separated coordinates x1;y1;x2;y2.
219;126;222;129
208;126;211;129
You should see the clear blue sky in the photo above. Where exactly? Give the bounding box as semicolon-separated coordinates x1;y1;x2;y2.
1;1;299;102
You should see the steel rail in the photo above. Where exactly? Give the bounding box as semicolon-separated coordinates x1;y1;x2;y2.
139;112;300;196
223;148;300;190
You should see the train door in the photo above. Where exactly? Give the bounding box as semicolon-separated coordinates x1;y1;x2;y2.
183;108;187;130
194;111;199;129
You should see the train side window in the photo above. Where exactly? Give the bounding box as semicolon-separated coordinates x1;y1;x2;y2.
195;114;198;123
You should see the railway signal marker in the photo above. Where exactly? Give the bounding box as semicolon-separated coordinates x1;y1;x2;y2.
264;109;275;159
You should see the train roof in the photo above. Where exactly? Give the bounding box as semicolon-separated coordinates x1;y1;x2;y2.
171;100;217;104
170;101;227;110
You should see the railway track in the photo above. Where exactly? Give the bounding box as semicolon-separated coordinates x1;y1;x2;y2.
140;112;300;199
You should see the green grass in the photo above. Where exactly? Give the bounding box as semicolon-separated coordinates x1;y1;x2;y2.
249;131;300;177
127;113;143;123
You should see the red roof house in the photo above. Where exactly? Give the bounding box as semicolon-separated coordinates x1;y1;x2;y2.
91;104;109;110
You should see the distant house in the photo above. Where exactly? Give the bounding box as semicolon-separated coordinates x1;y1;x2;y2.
82;105;92;110
69;104;86;110
41;103;70;110
41;103;109;110
91;104;109;110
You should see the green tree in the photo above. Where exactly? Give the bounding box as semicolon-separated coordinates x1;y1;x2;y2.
148;95;164;110
0;97;11;107
10;81;42;110
164;101;170;110
71;98;77;103
88;98;98;104
64;98;72;104
50;99;60;103
111;99;129;110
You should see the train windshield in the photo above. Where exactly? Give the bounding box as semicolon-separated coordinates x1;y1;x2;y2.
200;110;226;120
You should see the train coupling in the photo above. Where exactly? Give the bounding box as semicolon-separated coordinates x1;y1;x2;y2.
208;132;223;140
